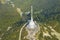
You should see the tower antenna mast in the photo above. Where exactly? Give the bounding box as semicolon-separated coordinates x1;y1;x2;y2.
31;6;33;21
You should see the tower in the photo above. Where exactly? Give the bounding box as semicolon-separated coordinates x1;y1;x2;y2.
31;6;33;21
20;6;40;40
26;6;37;29
25;6;40;40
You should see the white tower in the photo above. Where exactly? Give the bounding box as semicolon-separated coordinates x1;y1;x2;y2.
31;6;33;21
25;6;40;40
27;6;37;29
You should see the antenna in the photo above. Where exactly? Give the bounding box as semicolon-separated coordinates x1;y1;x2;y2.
31;6;33;21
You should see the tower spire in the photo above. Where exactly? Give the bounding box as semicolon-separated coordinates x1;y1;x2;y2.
31;6;33;21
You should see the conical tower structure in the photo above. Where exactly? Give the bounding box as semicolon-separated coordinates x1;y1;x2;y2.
20;6;40;40
27;6;37;29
